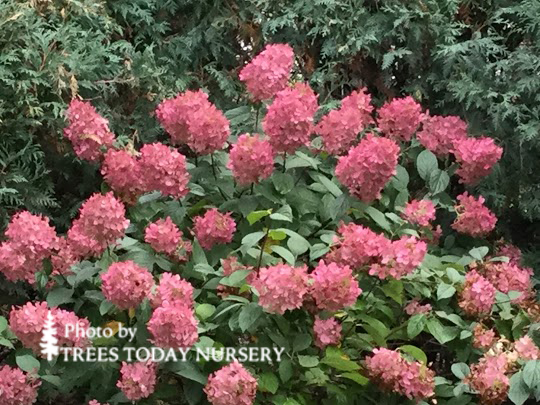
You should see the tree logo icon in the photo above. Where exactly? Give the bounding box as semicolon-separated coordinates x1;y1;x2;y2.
40;311;59;361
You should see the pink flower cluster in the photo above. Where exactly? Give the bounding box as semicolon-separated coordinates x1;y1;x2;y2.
156;90;230;155
262;83;318;153
310;261;361;311
514;336;540;360
64;99;115;162
465;354;509;405
117;362;157;401
369;236;427;280
88;401;109;405
239;43;294;101
0;365;41;405
452;193;497;237
101;149;143;203
204;361;258;405
193;208;236;250
473;324;496;350
151;272;194;308
101;261;154;309
417;115;467;156
377;96;423;141
365;348;435;401
402;199;436;227
145;217;192;261
227;134;274;185
313;316;342;349
335;134;399;202
454;137;503;185
253;264;309;314
316;88;374;154
495;242;522;265
459;271;496;317
148;300;199;348
405;300;432;315
0;211;58;283
482;261;532;302
50;237;79;277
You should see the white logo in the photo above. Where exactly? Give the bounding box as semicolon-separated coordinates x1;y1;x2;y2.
40;311;59;361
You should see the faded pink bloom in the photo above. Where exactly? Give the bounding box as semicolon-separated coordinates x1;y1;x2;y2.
151;272;194;308
402;199;436;227
54;309;91;348
482;262;532;302
50;237;79;277
417;115;467;156
405;300;432;315
148;301;198;348
117;362;157;401
378;96;423;141
227;134;274;185
465;354;509;405
101;261;154;310
452;193;497;237
0;365;41;405
453;137;503;185
494;242;522;266
459;270;496;317
204;361;257;405
101;149;143;203
313;316;342;349
473;324;496;350
193;208;236;250
369;236;427;280
310;260;361;311
515;336;540;360
145;217;191;261
88;401;109;405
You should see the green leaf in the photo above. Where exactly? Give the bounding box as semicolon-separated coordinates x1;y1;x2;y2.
341;372;369;385
407;314;426;339
298;355;319;368
427;318;458;344
0;316;7;333
321;349;360;371
259;372;279;394
417;150;438;180
451;363;470;379
192;240;208;264
279;358;294;382
238;303;263;332
293;333;312;352
247;209;272;225
317;174;343;197
428;169;450;194
310;244;329;261
41;375;62;386
271;245;295;264
437;283;457;300
523;360;540;388
195;304;216;321
172;362;208;385
365;206;391;231
285;233;310;256
99;300;115;315
391;165;409;191
469;246;489;261
509;371;531;405
46;288;74;307
273;173;295;194
399;345;427;365
0;337;14;349
270;205;293;222
16;354;40;372
269;230;287;240
381;280;403;304
221;269;252;287
241;231;266;250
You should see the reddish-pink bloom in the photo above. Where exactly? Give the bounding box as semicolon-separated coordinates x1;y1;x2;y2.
378;96;423;141
316;88;374;154
262;82;318;153
101;149;143;203
514;336;540;360
453;136;503;185
459;270;496;317
417;114;467;156
193;208;236;250
369;236;427;280
151;272;194;308
402;199;436;227
313;316;342;349
482;261;532;302
465;354;509;405
54;309;91;349
156;90;230;154
0;365;41;405
204;361;258;405
139;143;190;199
239;43;294;100
473;324;496;350
227;134;274;185
148;301;198;348
452;193;497;237
310;261;361;311
101;261;154;310
494;242;522;266
253;264;309;314
145;217;191;261
405;300;432;315
335;134;399;203
50;237;79;277
117;362;157;401
63;99;115;162
88;401;109;405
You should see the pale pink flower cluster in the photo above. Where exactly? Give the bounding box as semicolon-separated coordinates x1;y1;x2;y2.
204;361;257;405
369;236;427;280
101;149;143;203
151;272;194;308
101;261;154;309
473;324;496;350
335;134;399;203
55;309;92;348
50;237;79;277
417;115;467;156
253;264;309;314
0;365;41;405
88;401;109;405
377;96;423;141
262;83;318;153
64;99;115;162
310;261;361;311
0;211;58;283
156;90;230;154
148;300;198;348
453;137;503;185
402;199;436;227
117;362;157;401
365;348;435;401
145;217;191;261
67;192;128;258
514;336;540;360
239;43;294;100
313;316;342;349
227;134;274;185
482;261;532;302
452;193;497;237
459;271;496;317
405;300;432;315
193;208;236;250
316;88;374;154
465;354;509;405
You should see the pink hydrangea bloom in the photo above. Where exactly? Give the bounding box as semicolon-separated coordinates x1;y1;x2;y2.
239;43;294;100
101;261;154;310
335;134;399;203
377;96;423;141
316;88;374;154
63;99;115;162
88;401;109;405
459;270;496;317
117;362;157;401
313;316;342;349
417;115;467;156
366;348;435;401
310;260;361;311
0;365;41;405
515;336;540;360
262;82;318;153
482;262;532;302
151;272;194;308
402;199;436;227
204;361;257;405
453;136;503;185
138;143;190;199
50;237;79;277
494;242;522;265
0;211;58;283
473;324;496;350
452;193;497;237
101;149;143;203
55;309;91;348
405;300;432;315
156;90;230;154
369;236;427;280
465;354;509;405
145;217;191;261
193;208;236;250
227;134;274;185
148;301;198;348
253;264;309;314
